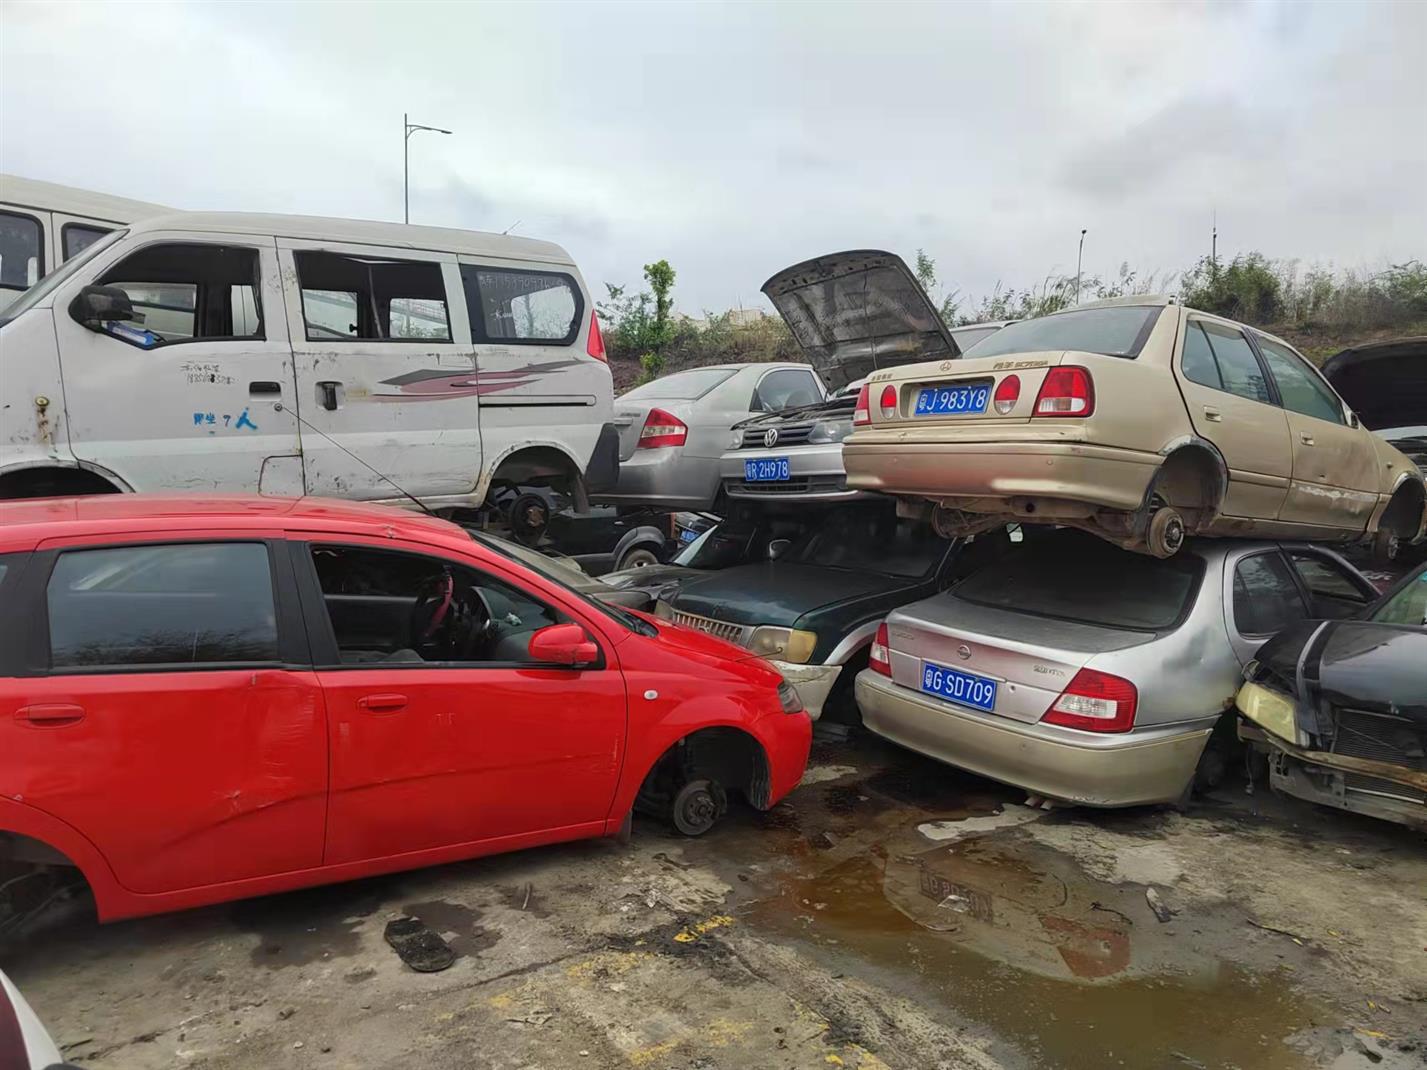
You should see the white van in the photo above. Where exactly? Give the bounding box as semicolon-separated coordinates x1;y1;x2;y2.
0;211;619;511
1;174;169;311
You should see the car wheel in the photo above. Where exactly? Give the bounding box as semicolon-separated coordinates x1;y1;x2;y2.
618;546;660;570
671;778;724;836
1146;505;1185;558
1371;527;1400;565
507;492;550;546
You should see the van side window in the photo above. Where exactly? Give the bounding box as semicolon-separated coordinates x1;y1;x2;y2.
47;543;278;669
0;211;43;293
295;251;451;342
91;243;264;348
1255;337;1345;425
63;223;111;260
462;266;581;344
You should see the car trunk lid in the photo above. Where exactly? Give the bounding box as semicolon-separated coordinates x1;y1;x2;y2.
762;250;961;391
873;351;1074;428
885;598;1155;724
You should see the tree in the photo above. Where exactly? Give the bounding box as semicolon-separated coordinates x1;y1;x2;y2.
638;259;677;382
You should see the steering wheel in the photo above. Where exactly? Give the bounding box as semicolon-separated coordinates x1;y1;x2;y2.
409;568;494;660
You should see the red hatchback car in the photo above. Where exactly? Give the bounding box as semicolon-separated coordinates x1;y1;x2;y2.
0;496;810;922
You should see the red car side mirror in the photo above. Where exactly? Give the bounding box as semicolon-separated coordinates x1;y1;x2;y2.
527;623;599;667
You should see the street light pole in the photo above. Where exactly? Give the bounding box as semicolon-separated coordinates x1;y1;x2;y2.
1076;228;1087;304
403;113;453;224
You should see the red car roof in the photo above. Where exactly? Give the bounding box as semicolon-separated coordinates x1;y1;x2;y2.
0;494;466;551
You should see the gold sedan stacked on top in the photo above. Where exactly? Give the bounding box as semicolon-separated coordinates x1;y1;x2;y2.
843;296;1425;557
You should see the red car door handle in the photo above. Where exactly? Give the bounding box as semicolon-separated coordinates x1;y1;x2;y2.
16;703;85;727
357;693;408;714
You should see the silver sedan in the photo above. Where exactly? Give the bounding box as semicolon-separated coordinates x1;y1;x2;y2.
596;363;825;510
855;530;1378;807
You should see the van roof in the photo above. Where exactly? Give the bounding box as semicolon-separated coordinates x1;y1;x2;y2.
0;173;170;225
125;210;574;265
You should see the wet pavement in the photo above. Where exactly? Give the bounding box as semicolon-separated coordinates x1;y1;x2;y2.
6;734;1426;1069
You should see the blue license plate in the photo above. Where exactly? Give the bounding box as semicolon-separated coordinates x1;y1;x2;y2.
914;383;990;416
745;457;791;482
920;660;998;712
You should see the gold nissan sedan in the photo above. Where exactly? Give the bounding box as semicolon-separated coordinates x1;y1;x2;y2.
842;297;1425;557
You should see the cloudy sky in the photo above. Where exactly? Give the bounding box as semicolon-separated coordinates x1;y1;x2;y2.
3;0;1423;314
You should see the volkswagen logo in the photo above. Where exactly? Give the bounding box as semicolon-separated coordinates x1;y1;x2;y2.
763;428;779;448
956;644;972;660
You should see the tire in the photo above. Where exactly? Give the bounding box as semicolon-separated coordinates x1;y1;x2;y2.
1371;527;1400;566
1146;505;1186;558
507;492;550;547
617;546;660;571
671;778;724;836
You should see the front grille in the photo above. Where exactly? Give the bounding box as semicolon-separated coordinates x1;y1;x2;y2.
667;609;749;646
730;476;850;496
1343;773;1427;805
739;424;814;448
1332;708;1426;768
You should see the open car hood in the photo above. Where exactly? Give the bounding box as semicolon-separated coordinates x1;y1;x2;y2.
1321;336;1427;433
762;250;960;390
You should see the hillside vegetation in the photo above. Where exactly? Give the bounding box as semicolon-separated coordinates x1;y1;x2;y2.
601;253;1427;391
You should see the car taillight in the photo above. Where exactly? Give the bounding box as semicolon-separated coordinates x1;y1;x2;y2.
993;374;1021;415
587;311;607;362
869;622;891;676
852;383;871;427
637;408;688;449
1033;366;1094;417
1041;668;1137;732
879;384;898;419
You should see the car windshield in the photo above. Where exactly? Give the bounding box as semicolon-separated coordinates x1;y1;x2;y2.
0;228;128;328
619;367;736;402
468;531;654;635
782;505;947;578
951;530;1202;630
1370;565;1427;627
960;305;1162;360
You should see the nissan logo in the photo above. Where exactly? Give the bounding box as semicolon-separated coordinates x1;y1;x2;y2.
763;428;779;447
956;644;972;660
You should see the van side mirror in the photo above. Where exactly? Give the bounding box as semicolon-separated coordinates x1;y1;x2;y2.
1347;411;1360;429
767;538;791;561
70;285;134;330
527;623;599;667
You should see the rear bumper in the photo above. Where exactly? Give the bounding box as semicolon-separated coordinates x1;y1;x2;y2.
596;448;719;509
843;439;1160;511
855;670;1210;807
720;444;868;502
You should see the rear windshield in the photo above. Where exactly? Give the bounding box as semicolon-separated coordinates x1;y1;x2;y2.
951;531;1201;630
961;305;1162;361
783;505;947;578
620;367;735;402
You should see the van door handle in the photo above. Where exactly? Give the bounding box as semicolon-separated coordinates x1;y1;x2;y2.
16;703;85;727
1299;432;1315;446
1203;406;1222;422
249;381;282;396
316;381;342;411
357;693;407;714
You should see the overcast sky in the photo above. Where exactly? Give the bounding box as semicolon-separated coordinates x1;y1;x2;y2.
3;0;1423;314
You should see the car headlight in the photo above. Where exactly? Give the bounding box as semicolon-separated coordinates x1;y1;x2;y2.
807;419;853;444
653;600;674;621
729;428;746;449
748;626;817;663
777;680;804;714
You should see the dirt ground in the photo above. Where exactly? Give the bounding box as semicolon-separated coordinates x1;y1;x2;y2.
6;734;1426;1070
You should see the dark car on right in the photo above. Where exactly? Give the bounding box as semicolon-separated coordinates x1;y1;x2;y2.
1236;558;1427;831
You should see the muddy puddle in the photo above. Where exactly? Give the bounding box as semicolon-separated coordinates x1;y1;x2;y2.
680;749;1364;1070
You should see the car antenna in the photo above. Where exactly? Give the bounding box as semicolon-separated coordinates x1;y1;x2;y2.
272;402;436;516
